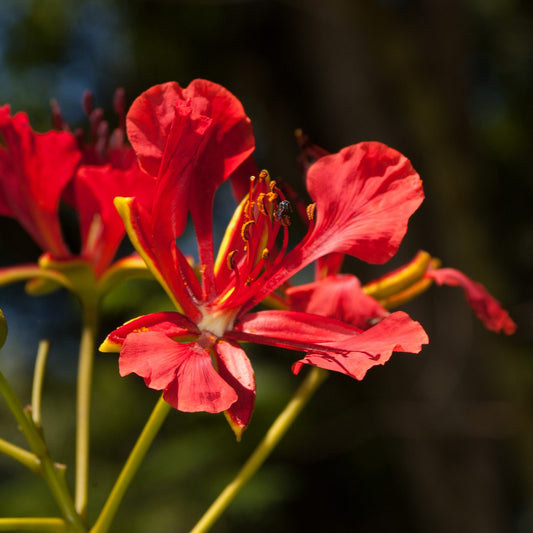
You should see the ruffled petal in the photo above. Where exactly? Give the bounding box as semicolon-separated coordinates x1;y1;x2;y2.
120;331;238;413
229;310;427;380
292;311;428;380
100;311;199;352
215;339;256;439
425;268;516;334
304;142;424;264
287;275;389;330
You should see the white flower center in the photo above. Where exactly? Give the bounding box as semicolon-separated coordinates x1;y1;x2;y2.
197;307;239;338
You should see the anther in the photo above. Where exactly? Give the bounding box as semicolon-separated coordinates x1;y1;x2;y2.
306;203;316;221
267;192;278;204
262;249;270;261
256;193;268;216
259;169;269;180
226;250;238;270
241;220;254;241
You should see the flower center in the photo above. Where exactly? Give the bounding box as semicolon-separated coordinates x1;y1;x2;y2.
197;307;240;338
213;170;292;309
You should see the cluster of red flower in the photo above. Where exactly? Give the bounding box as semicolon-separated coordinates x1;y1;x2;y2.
0;80;515;438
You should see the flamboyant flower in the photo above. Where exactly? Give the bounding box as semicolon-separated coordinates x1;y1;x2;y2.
0;99;156;300
101;79;429;437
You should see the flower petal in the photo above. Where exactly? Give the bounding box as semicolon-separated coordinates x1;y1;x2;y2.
119;331;183;388
114;196;203;321
425;268;516;334
100;311;199;352
215;339;256;439
287;275;389;330
0;106;80;257
304;142;424;264
292;311;428;380
229;310;427;380
120;331;238;413
73;162;155;276
126;80;255;299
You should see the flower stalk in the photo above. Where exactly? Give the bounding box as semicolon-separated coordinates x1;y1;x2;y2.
0;517;68;532
31;340;51;427
91;395;172;533
75;301;99;522
189;366;328;533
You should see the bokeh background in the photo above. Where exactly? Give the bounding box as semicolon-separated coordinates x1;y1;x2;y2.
0;1;532;532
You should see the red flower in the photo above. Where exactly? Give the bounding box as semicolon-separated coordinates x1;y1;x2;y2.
101;80;428;437
0;101;155;287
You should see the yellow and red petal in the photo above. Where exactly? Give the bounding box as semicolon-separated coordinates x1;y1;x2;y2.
100;311;199;352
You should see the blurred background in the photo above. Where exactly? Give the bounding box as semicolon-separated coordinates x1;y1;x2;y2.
0;0;532;532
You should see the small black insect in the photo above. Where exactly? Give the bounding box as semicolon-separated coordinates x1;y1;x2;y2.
274;199;293;226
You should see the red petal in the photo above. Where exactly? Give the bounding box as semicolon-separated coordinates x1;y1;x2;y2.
425;268;517;334
304;142;424;264
292;311;428;380
120;331;183;388
231;310;365;349
229;310;427;380
120;331;238;413
126;80;255;298
0;106;80;257
287;275;389;330
101;311;199;352
73;162;155;276
215;339;256;438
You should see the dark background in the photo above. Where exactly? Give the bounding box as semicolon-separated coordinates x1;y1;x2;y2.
0;1;532;532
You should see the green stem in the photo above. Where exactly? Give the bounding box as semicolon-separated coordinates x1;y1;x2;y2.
75;304;98;522
189;366;328;533
0;518;68;532
0;437;40;474
90;395;172;533
0;370;86;532
32;340;51;426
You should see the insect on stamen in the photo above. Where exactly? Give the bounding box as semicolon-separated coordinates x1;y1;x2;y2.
275;199;293;226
